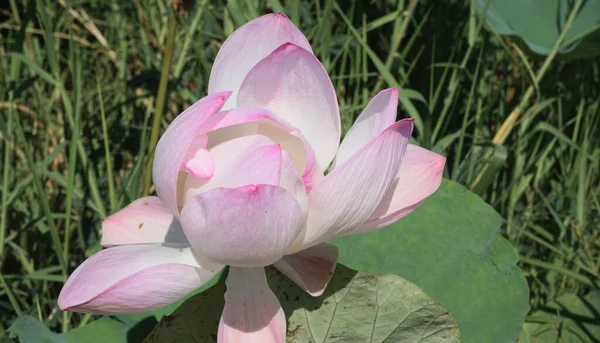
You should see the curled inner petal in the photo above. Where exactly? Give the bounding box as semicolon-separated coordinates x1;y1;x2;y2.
203;108;322;188
180;134;213;179
175;108;321;210
182;134;282;205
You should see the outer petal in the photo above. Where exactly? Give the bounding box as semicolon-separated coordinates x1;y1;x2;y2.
274;243;338;297
153;92;230;217
356;144;446;232
218;267;286;343
180;185;305;267
238;43;341;170
101;196;187;247
289;119;414;253
208;13;312;109
58;245;223;315
332;88;398;168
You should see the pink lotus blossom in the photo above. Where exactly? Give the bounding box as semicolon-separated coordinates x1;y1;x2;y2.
58;13;446;342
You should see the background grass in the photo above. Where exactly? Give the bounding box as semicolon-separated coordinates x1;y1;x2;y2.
0;0;599;337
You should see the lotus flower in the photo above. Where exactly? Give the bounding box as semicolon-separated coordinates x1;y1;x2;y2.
58;13;445;342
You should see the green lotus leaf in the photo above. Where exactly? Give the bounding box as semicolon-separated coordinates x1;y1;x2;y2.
475;0;600;58
143;265;460;343
332;179;529;343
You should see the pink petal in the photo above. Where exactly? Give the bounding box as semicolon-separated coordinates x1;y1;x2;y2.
357;144;446;232
182;132;308;215
289;119;414;253
279;149;308;216
333;88;398;168
274;243;338;297
58;245;223;315
180;134;213;179
101;196;187;247
290;130;323;191
180;185;305;267
208;13;312;110
153;92;230;217
203;107;323;191
238;43;341;171
182;134;282;204
219;267;286;343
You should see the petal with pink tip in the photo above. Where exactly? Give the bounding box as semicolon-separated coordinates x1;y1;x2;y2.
180;134;213;179
182;134;282;204
182;132;308;213
238;43;341;170
153;92;230;217
58;245;223;315
209;13;312;109
218;267;286;343
274;243;338;297
333;88;398;168
203;107;323;191
101;196;187;247
356;144;446;232
180;185;305;268
289;119;414;253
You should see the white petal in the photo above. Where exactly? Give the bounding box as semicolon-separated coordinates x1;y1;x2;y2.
153;93;229;216
209;13;312;110
358;144;446;232
333;88;398;168
237;43;340;170
58;245;223;315
101;196;187;247
182;134;281;204
180;185;305;267
289;119;413;253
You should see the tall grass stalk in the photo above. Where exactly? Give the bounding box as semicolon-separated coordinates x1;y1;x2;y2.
143;13;177;196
